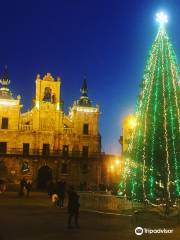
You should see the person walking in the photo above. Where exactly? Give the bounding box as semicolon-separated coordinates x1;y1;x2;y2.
26;180;32;198
19;178;27;197
57;181;66;208
67;186;80;229
47;181;54;198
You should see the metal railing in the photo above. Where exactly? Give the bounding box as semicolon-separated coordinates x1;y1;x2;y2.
0;148;101;159
63;128;73;134
20;124;33;131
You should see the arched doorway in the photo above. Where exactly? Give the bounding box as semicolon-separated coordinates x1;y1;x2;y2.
37;166;52;189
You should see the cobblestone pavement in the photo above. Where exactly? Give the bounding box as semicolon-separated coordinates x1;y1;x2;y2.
0;192;180;240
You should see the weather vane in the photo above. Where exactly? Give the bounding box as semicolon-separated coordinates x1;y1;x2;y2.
156;12;168;26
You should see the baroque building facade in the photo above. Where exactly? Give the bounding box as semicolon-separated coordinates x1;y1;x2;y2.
0;67;101;188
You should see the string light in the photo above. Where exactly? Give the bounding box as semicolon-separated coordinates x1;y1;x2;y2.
120;13;180;204
161;33;171;200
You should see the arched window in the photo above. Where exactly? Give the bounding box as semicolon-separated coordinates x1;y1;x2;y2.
43;87;52;102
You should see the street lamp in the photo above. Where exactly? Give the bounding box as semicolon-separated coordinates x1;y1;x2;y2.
115;159;120;165
110;165;115;172
128;116;137;129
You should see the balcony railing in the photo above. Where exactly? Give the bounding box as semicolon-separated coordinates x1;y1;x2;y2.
63;128;73;134
0;148;101;159
20;124;33;131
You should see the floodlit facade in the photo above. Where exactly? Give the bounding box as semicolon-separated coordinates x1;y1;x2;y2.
0;67;101;188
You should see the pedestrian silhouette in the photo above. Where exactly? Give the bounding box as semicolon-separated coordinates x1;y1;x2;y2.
19;178;27;197
26;181;32;198
57;180;66;207
67;186;80;229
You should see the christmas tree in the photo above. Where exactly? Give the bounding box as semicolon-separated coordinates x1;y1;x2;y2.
120;12;180;204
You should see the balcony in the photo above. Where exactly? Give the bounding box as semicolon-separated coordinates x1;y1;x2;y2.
0;148;101;159
20;124;32;131
63;128;73;134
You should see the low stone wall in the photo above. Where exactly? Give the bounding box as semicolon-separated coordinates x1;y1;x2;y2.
78;192;143;211
78;193;180;217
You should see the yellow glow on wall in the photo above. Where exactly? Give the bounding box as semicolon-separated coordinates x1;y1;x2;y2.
128;116;137;129
35;101;40;109
56;103;60;110
115;159;120;165
76;106;98;113
110;165;115;171
0;100;17;106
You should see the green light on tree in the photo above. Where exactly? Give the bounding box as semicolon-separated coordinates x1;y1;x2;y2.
120;12;180;204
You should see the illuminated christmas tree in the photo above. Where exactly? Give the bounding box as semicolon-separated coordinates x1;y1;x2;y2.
121;12;180;204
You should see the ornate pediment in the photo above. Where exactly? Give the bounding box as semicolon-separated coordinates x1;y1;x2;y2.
43;73;54;82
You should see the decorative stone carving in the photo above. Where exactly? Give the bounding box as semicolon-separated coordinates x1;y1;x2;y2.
43;73;54;82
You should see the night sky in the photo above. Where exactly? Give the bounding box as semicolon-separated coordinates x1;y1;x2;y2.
0;0;180;154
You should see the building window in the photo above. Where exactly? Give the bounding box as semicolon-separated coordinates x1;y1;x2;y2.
82;146;89;158
1;118;8;129
62;145;69;158
42;144;50;156
61;163;68;174
23;143;29;156
83;123;89;135
0;142;7;154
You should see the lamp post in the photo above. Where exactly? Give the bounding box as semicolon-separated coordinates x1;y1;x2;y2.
108;158;122;184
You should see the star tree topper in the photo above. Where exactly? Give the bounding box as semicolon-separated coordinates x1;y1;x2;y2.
156;12;168;27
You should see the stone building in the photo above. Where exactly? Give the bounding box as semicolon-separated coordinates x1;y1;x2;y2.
0;67;101;188
119;114;137;154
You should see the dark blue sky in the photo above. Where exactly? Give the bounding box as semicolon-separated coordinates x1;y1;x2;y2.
0;0;180;154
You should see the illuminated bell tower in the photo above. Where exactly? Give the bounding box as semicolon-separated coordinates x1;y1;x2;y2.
35;73;61;110
69;76;101;154
78;77;92;107
32;73;62;131
0;66;21;131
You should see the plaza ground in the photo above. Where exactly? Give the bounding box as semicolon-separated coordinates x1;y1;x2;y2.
0;192;180;240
